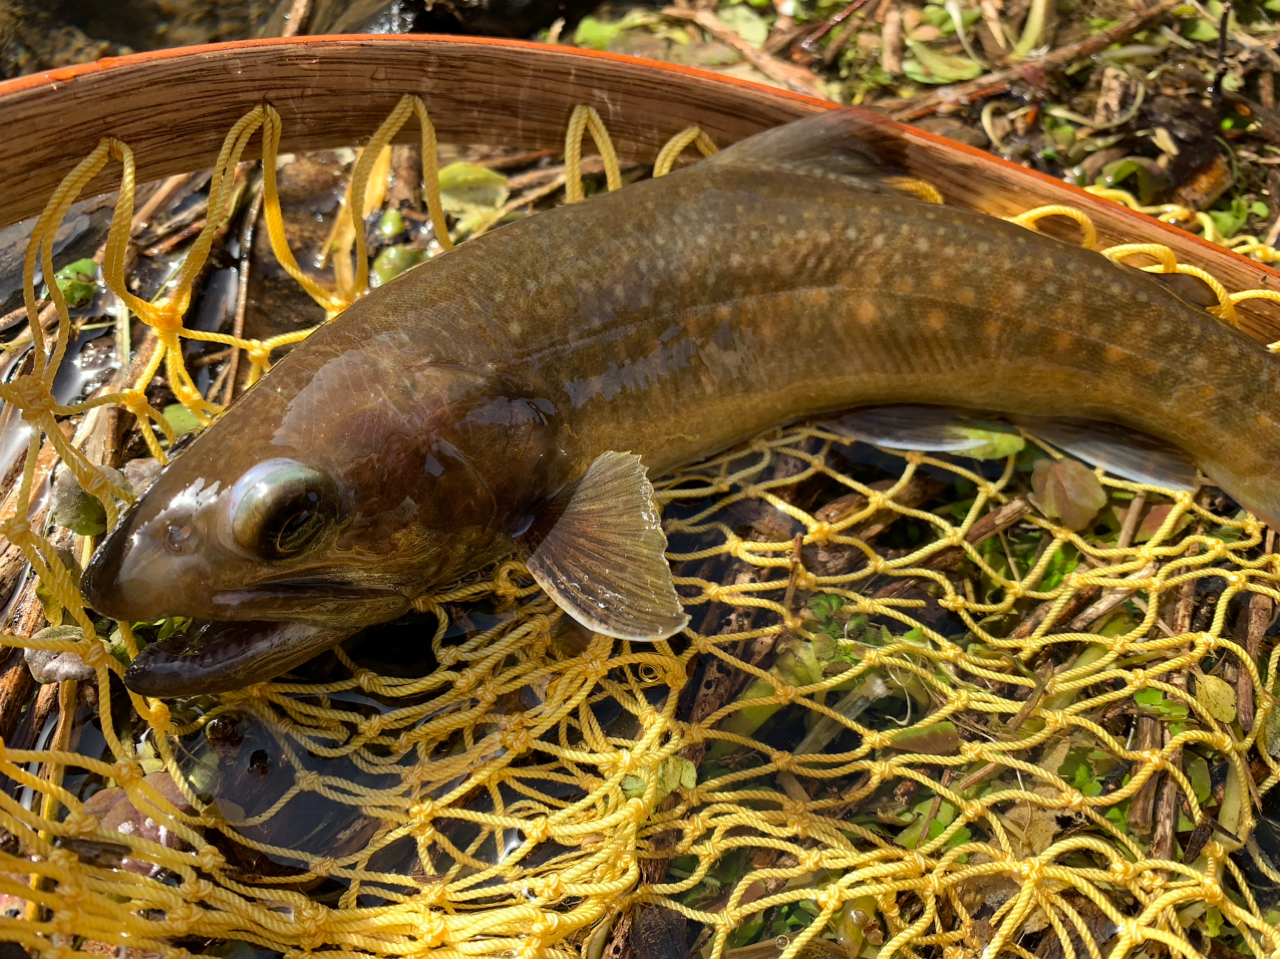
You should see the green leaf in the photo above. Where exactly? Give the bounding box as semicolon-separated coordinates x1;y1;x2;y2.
1097;157;1167;206
1182;17;1219;41
163;402;204;438
952;424;1025;460
573;15;623;50
371;246;425;288
1204;905;1224;937
1186;754;1211;804
1195;673;1236;723
902;40;982;83
1207;196;1250;239
887;721;960;755
897;797;957;848
50;465;110;535
438;162;509;214
1134;688;1164;707
717;4;769;46
1134;687;1189;722
53;258;100;308
377;209;404;238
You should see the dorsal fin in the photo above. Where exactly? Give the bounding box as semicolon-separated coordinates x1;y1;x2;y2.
706;109;940;201
1145;270;1221;310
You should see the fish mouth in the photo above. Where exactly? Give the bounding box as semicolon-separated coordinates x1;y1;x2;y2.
123;619;361;698
109;585;412;697
206;582;412;626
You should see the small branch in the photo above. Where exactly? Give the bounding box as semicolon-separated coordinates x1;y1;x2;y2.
882;0;1183;121
662;7;829;99
1233;591;1271;733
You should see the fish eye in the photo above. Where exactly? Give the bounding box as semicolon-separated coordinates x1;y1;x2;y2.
228;459;340;560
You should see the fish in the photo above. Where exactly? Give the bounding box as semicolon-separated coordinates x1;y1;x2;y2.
81;109;1280;697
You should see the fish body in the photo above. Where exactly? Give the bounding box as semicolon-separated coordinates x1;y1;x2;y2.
83;111;1280;696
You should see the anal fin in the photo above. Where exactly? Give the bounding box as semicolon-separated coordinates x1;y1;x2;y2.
523;451;690;642
826;406;1200;492
1015;417;1200;492
827;406;1025;460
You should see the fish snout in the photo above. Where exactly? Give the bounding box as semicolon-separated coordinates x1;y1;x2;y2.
81;521;206;622
81;531;135;621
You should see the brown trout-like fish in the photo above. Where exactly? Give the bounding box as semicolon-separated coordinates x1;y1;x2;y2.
83;110;1280;697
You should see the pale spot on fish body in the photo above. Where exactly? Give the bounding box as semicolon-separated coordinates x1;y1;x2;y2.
1192;355;1210;372
1105;345;1126;364
856;300;879;325
926;309;947;331
954;287;976;306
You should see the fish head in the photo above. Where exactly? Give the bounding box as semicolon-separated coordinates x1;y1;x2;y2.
83;336;562;630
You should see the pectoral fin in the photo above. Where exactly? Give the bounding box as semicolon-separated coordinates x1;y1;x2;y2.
523;451;690;642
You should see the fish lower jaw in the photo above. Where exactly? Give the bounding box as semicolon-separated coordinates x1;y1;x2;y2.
122;618;364;698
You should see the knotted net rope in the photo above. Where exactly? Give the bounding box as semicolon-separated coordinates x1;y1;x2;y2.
0;96;1277;959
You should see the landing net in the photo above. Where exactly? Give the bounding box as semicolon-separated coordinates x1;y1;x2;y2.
0;95;1278;959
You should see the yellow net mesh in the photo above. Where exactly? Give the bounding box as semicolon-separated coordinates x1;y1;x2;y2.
0;94;1279;959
